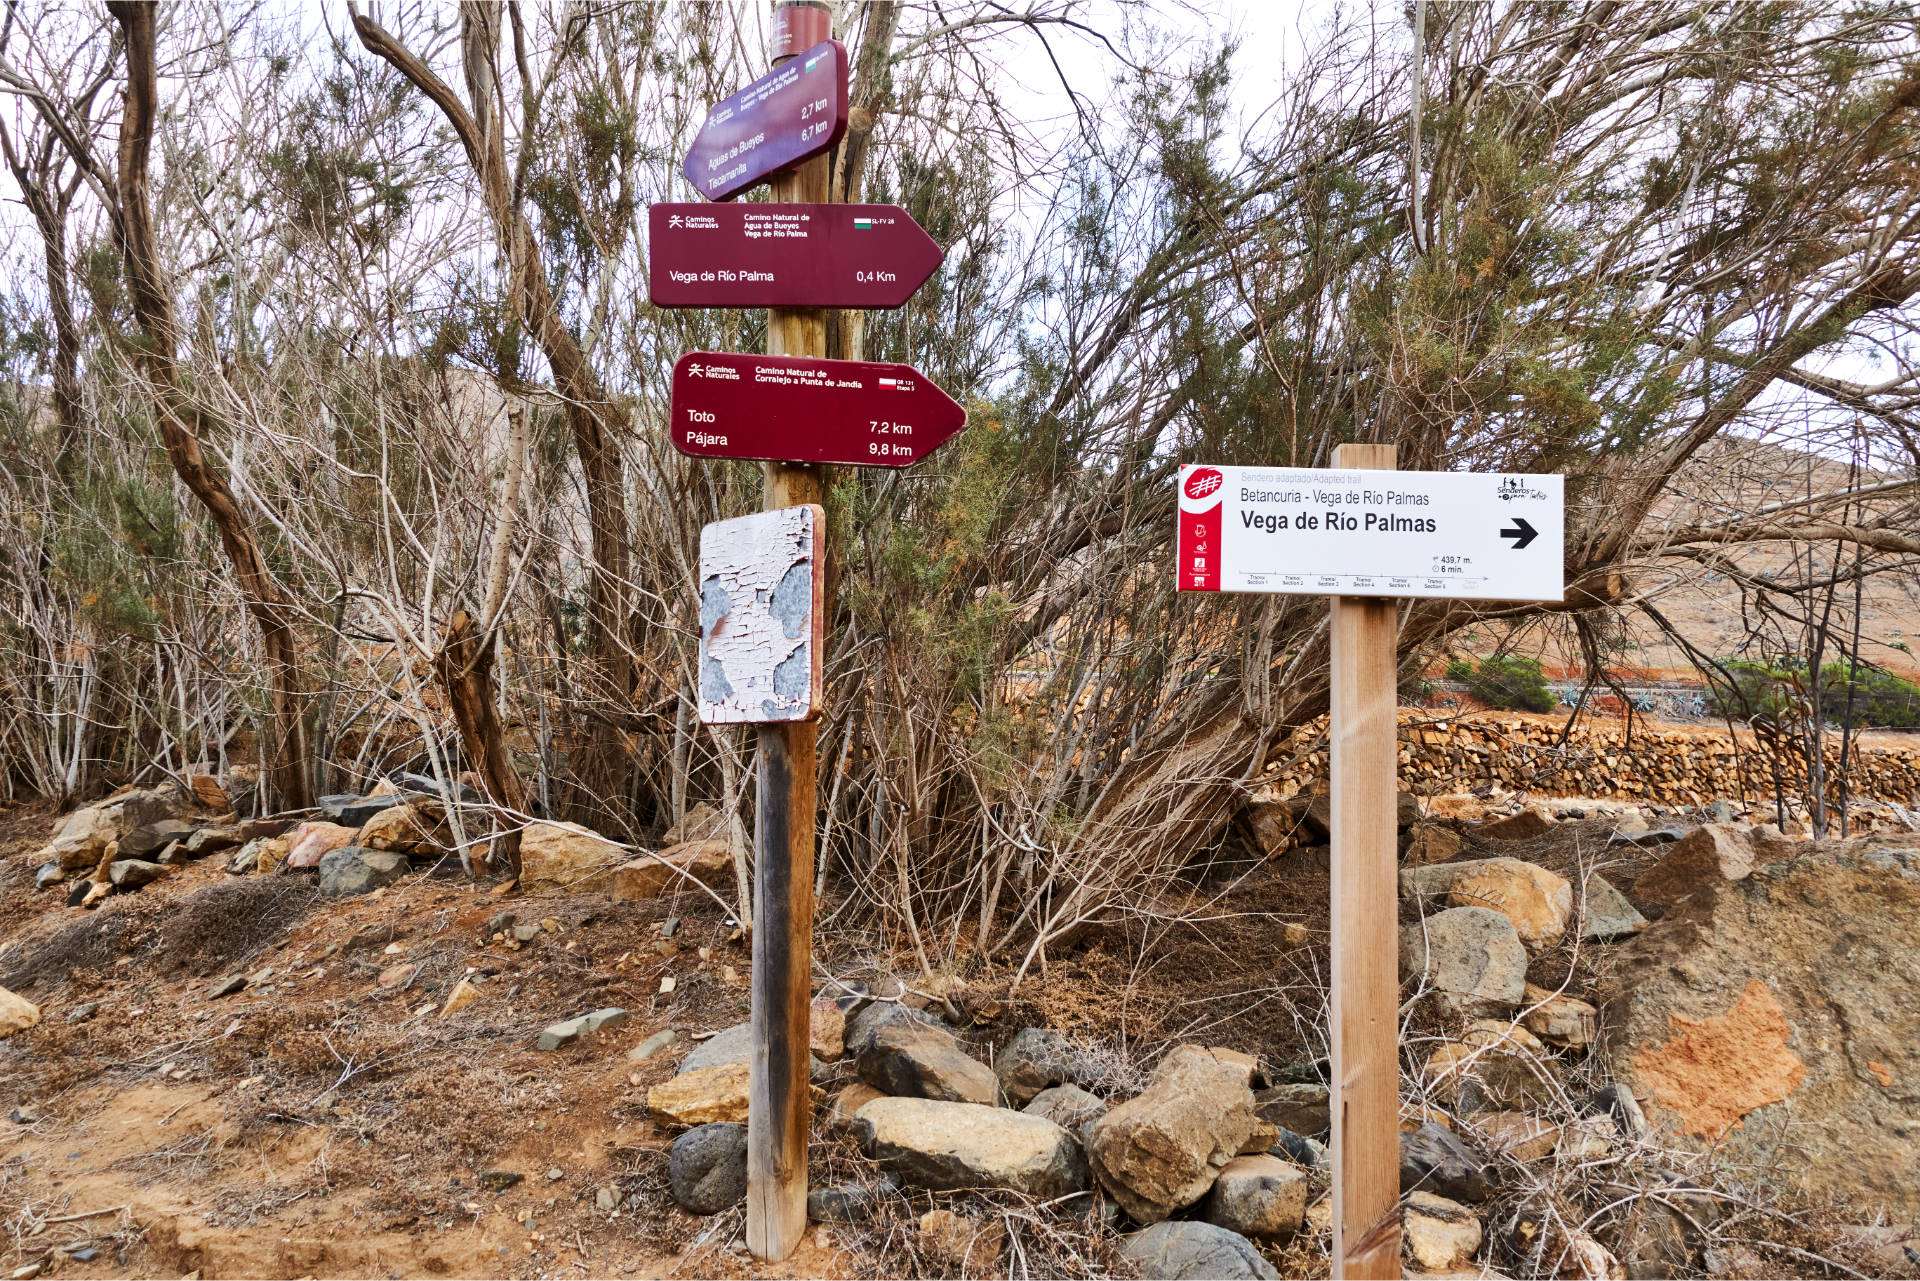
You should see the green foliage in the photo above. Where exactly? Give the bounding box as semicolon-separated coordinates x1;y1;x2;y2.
1710;657;1920;728
1453;654;1555;712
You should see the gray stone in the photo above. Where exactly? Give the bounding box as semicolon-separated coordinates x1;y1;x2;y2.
996;1026;1106;1106
208;975;247;998
479;1170;523;1193
1254;1083;1328;1137
107;859;170;889
184;826;243;857
1608;825;1689;848
1087;1045;1258;1225
629;1029;676;1062
1592;1082;1649;1135
154;841;190;866
1400;1122;1491;1202
1580;873;1648;941
1023;1084;1107;1131
856;1016;997;1105
843;1000;940;1056
34;861;63;890
118;785;190;829
1400;906;1528;1017
1708;800;1735;824
1204;1154;1308;1240
227;840;266;875
512;924;541;943
854;1096;1089;1198
537;1007;629;1051
117;819;194;859
807;1178;896;1223
669;1122;748;1214
681;1023;756;1074
66;1002;99;1023
1268;1127;1325;1168
316;846;410;896
485;910;515;938
1120;1221;1280;1280
681;1021;829;1082
396;771;481;802
319;793;405;828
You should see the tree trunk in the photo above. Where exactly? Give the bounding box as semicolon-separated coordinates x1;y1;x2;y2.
104;1;314;810
435;608;529;872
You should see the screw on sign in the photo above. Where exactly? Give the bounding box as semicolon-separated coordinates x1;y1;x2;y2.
681;39;849;202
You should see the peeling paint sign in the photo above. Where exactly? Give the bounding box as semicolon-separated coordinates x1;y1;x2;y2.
697;505;825;724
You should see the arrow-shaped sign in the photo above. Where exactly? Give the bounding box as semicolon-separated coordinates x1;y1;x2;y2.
1500;517;1538;550
649;204;942;309
670;352;965;467
682;40;848;202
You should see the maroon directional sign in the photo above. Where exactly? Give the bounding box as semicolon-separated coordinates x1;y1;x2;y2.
649;203;943;309
682;40;848;202
670;352;965;467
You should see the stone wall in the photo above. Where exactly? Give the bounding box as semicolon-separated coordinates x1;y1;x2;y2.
1266;713;1920;808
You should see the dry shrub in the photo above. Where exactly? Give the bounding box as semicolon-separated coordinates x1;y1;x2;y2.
0;878;316;991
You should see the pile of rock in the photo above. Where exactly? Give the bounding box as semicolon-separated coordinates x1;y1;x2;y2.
23;778;263;908
640;997;1317;1279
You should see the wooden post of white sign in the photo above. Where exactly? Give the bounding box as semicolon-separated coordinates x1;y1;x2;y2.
748;1;832;1263
1329;441;1402;1280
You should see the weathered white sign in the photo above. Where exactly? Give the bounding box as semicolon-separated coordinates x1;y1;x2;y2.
697;504;825;724
1176;464;1563;601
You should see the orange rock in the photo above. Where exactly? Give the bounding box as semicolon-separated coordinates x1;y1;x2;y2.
1628;978;1805;1138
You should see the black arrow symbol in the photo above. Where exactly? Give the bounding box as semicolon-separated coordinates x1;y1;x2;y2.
1500;517;1538;550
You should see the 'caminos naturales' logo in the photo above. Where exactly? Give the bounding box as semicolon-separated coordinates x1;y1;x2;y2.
1183;467;1225;502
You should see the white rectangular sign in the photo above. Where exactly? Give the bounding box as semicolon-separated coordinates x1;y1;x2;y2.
697;504;825;724
1176;464;1563;601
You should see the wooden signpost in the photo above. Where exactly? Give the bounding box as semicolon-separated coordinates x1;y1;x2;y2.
1179;446;1564;1279
661;2;962;1260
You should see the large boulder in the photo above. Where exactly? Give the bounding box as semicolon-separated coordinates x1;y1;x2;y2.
0;985;41;1036
1631;822;1753;906
1401;906;1528;1018
1203;1154;1308;1240
856;1015;997;1105
107;859;172;889
1579;872;1648;940
853;1097;1088;1198
283;821;359;869
1521;983;1598;1049
1447;858;1573;952
610;840;733;901
648;1064;751;1127
518;820;626;893
1120;1221;1280;1281
1085;1044;1257;1224
1402;1192;1482;1272
357;800;449;855
1400;1122;1491;1202
995;1027;1108;1106
31;804;117;874
1024;1084;1107;1132
117;819;194;860
1473;806;1555;841
1424;1020;1564;1113
316;846;410;896
1601;840;1920;1214
1254;1083;1329;1137
669;1122;748;1214
319;792;404;828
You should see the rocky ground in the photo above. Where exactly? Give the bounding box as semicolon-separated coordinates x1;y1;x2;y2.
2;775;1918;1280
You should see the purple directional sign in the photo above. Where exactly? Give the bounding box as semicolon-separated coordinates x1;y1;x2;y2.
682;40;849;202
669;352;966;467
649;203;943;309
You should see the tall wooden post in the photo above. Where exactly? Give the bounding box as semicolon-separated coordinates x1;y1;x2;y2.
1329;441;1402;1280
748;1;832;1262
